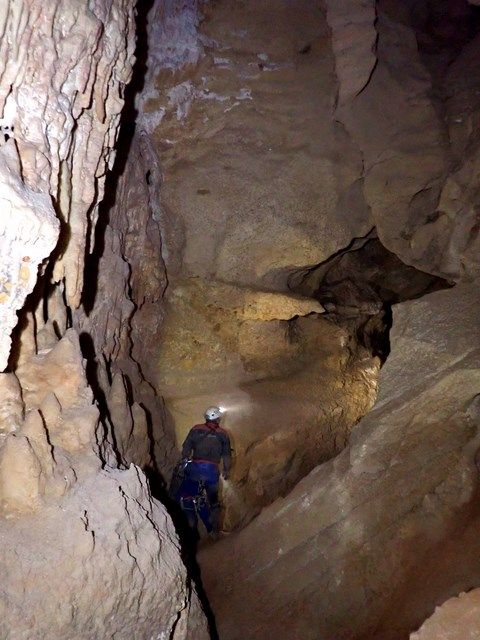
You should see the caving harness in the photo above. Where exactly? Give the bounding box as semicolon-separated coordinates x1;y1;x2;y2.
170;457;216;534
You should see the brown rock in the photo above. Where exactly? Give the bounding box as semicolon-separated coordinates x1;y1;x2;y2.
0;434;44;514
0;466;209;639
411;590;480;639
0;373;23;434
200;284;480;639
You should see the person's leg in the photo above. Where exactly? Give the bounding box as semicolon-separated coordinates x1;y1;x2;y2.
180;497;198;531
204;476;220;534
197;494;213;534
178;474;203;534
189;462;221;534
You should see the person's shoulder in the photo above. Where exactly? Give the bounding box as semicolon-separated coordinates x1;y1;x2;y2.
216;426;230;437
191;423;208;431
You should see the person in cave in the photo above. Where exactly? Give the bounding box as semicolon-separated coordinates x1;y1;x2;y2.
171;406;232;538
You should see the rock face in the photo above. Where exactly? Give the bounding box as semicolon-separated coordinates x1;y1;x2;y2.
325;0;377;105
0;1;208;637
410;589;480;640
0;466;207;640
141;0;382;528
157;276;379;528
76;130;176;476
200;284;480;640
0;141;59;370
330;0;480;282
0;326;208;639
0;0;136;316
195;1;480;638
3;0;480;638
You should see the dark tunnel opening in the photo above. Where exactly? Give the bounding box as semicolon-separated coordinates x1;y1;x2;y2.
290;230;453;366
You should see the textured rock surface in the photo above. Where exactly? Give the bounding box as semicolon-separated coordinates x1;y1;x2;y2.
331;0;480;282
200;284;480;639
144;0;381;526
0;1;209;637
156;0;371;288
3;0;480;638
158;276;379;528
76;130;176;475
0;0;136;316
0;327;209;638
410;589;480;640
325;0;377;105
195;3;480;638
0;466;208;640
0;141;59;370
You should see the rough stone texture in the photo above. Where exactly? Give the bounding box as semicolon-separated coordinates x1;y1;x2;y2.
0;466;208;640
410;589;480;640
0;1;209;637
325;0;377;105
144;0;381;526
0;141;59;370
156;0;371;289
0;328;209;637
158;276;379;528
68;0;210;482
3;0;480;638
0;372;23;434
139;0;205;135
0;0;136;312
330;0;480;283
200;284;480;640
75;130;175;475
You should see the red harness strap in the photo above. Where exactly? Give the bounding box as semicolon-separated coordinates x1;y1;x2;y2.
192;458;219;466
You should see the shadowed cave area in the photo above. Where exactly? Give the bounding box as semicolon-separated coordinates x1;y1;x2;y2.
1;1;480;639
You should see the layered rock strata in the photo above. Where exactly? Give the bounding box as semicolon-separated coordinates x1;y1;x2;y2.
200;284;480;640
198;1;480;638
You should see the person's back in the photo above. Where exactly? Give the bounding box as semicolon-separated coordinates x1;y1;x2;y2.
176;406;231;536
182;421;231;469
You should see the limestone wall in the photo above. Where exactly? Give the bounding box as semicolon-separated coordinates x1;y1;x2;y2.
0;2;208;637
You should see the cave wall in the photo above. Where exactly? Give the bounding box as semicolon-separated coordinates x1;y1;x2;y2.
197;0;480;638
2;0;480;637
410;588;480;639
328;0;480;281
136;0;383;529
200;283;480;640
0;1;208;637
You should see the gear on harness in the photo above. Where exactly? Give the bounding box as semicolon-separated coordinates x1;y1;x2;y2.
168;458;191;500
179;481;214;534
174;468;217;534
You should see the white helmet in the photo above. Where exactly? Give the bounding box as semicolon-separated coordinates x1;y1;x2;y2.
205;406;222;421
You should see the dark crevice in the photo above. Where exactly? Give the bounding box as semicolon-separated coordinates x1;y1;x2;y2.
290;231;452;365
144;466;220;639
78;331;122;468
81;0;154;315
410;0;480;61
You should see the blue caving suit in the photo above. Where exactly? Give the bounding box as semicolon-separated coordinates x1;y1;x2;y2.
175;420;231;534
